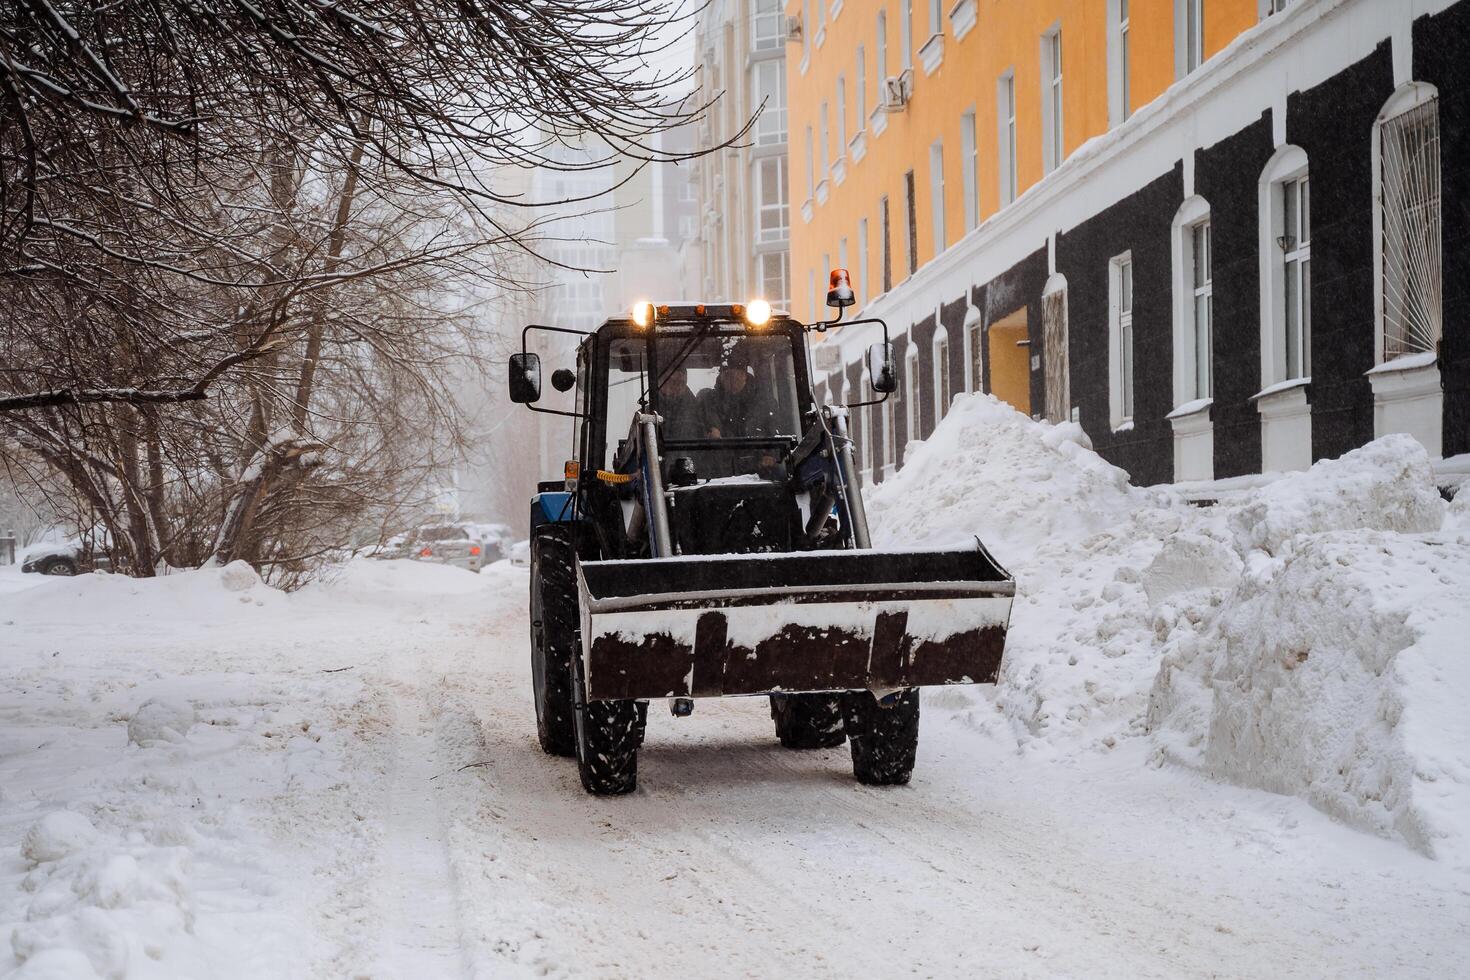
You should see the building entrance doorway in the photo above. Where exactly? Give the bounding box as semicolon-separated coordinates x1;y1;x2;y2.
987;308;1031;415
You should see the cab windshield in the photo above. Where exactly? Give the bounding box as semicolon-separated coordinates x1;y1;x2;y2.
653;330;801;444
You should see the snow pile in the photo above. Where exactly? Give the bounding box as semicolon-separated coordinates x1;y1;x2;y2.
1227;433;1445;555
2;561;285;629
867;393;1148;564
1149;441;1469;864
869;394;1470;863
869;394;1186;750
9;809;196;979
126;699;197;747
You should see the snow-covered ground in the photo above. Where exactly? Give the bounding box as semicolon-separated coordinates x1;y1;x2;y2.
3;400;1469;978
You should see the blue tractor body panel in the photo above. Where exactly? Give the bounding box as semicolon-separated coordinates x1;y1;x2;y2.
530;491;577;531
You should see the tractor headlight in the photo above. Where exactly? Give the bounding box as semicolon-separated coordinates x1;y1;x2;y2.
744;299;772;328
631;301;654;329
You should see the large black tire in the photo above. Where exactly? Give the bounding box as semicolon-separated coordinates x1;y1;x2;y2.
769;693;846;749
529;528;577;757
40;557;78;577
843;689;920;786
571;654;645;795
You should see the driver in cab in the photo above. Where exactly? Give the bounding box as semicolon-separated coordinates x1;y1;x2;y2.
700;340;776;439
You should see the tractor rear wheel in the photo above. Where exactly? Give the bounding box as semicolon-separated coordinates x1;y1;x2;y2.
844;689;920;786
769;693;846;749
529;527;577;757
571;655;644;795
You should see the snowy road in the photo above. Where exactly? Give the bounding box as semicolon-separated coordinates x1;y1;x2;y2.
2;559;1468;979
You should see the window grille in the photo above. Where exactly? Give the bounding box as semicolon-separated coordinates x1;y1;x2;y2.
1192;221;1212;398
1380;97;1442;359
1282;175;1310;378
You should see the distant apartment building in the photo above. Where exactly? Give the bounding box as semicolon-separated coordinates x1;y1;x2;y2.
790;0;1466;486
691;0;792;309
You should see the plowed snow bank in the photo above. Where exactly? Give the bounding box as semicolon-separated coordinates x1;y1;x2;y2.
869;395;1469;863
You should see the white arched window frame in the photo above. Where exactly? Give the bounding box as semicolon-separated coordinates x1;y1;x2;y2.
1257;144;1310;388
905;345;921;441
932;325;951;423
962;302;983;394
1372;82;1442;366
1171;195;1213;408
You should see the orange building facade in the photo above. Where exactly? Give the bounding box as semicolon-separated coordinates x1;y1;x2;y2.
782;0;1466;487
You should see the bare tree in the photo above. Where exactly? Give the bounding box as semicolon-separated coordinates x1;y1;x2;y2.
0;1;739;580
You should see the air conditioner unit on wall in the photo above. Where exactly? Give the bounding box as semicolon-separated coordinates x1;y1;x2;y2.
882;69;913;111
786;16;803;41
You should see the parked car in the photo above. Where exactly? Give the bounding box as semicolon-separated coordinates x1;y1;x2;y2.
20;539;116;576
395;523;490;572
507;539;530;567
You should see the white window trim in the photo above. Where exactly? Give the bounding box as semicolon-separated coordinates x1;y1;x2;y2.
1372;81;1441;367
960;107;979;232
859;369;874;484
1108;251;1135;431
932;325;951;423
950;0;977;42
962;301;983;393
997;69;1018;206
858;217;871;305
1040;26;1064;174
1107;0;1130;127
1170;195;1212;409
1175;0;1205;80
1257;144;1310;389
905;346;921;442
919;33;945;76
929;139;946;256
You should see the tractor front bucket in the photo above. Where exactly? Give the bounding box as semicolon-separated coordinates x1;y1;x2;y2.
575;544;1015;701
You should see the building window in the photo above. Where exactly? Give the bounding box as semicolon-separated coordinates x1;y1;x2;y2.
1180;0;1204;76
1377;89;1442;362
803;0;812;60
758;251;790;308
753;61;787;145
902;0;913;70
755;157;789;243
805;125;815;200
965;307;983;393
836;75;848;153
928;0;942;34
1042;28;1064;173
960;109;978;232
753;0;784;51
856;46;868;126
904;169;918;276
1281;175;1311;380
838;237;849;280
1110;253;1135;427
1266;0;1291;15
858;216;871;303
998;70;1017;205
933;327;951;421
1172;196;1212;406
1111;0;1131;125
906;346;921;440
820;102;831;180
1191;222;1213;399
877;11;888;88
881;195;893;292
929;140;946;255
808;268;818;322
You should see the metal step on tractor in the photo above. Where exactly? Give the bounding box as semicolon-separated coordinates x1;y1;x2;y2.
507;271;1015;795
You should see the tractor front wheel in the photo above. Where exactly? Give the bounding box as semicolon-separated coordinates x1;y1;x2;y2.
529;528;577;757
770;693;846;749
844;689;919;786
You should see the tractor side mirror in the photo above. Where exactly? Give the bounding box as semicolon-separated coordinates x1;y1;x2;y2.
551;368;576;393
508;352;541;403
866;342;897;393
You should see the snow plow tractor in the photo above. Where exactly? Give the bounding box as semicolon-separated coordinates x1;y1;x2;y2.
507;281;1014;795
